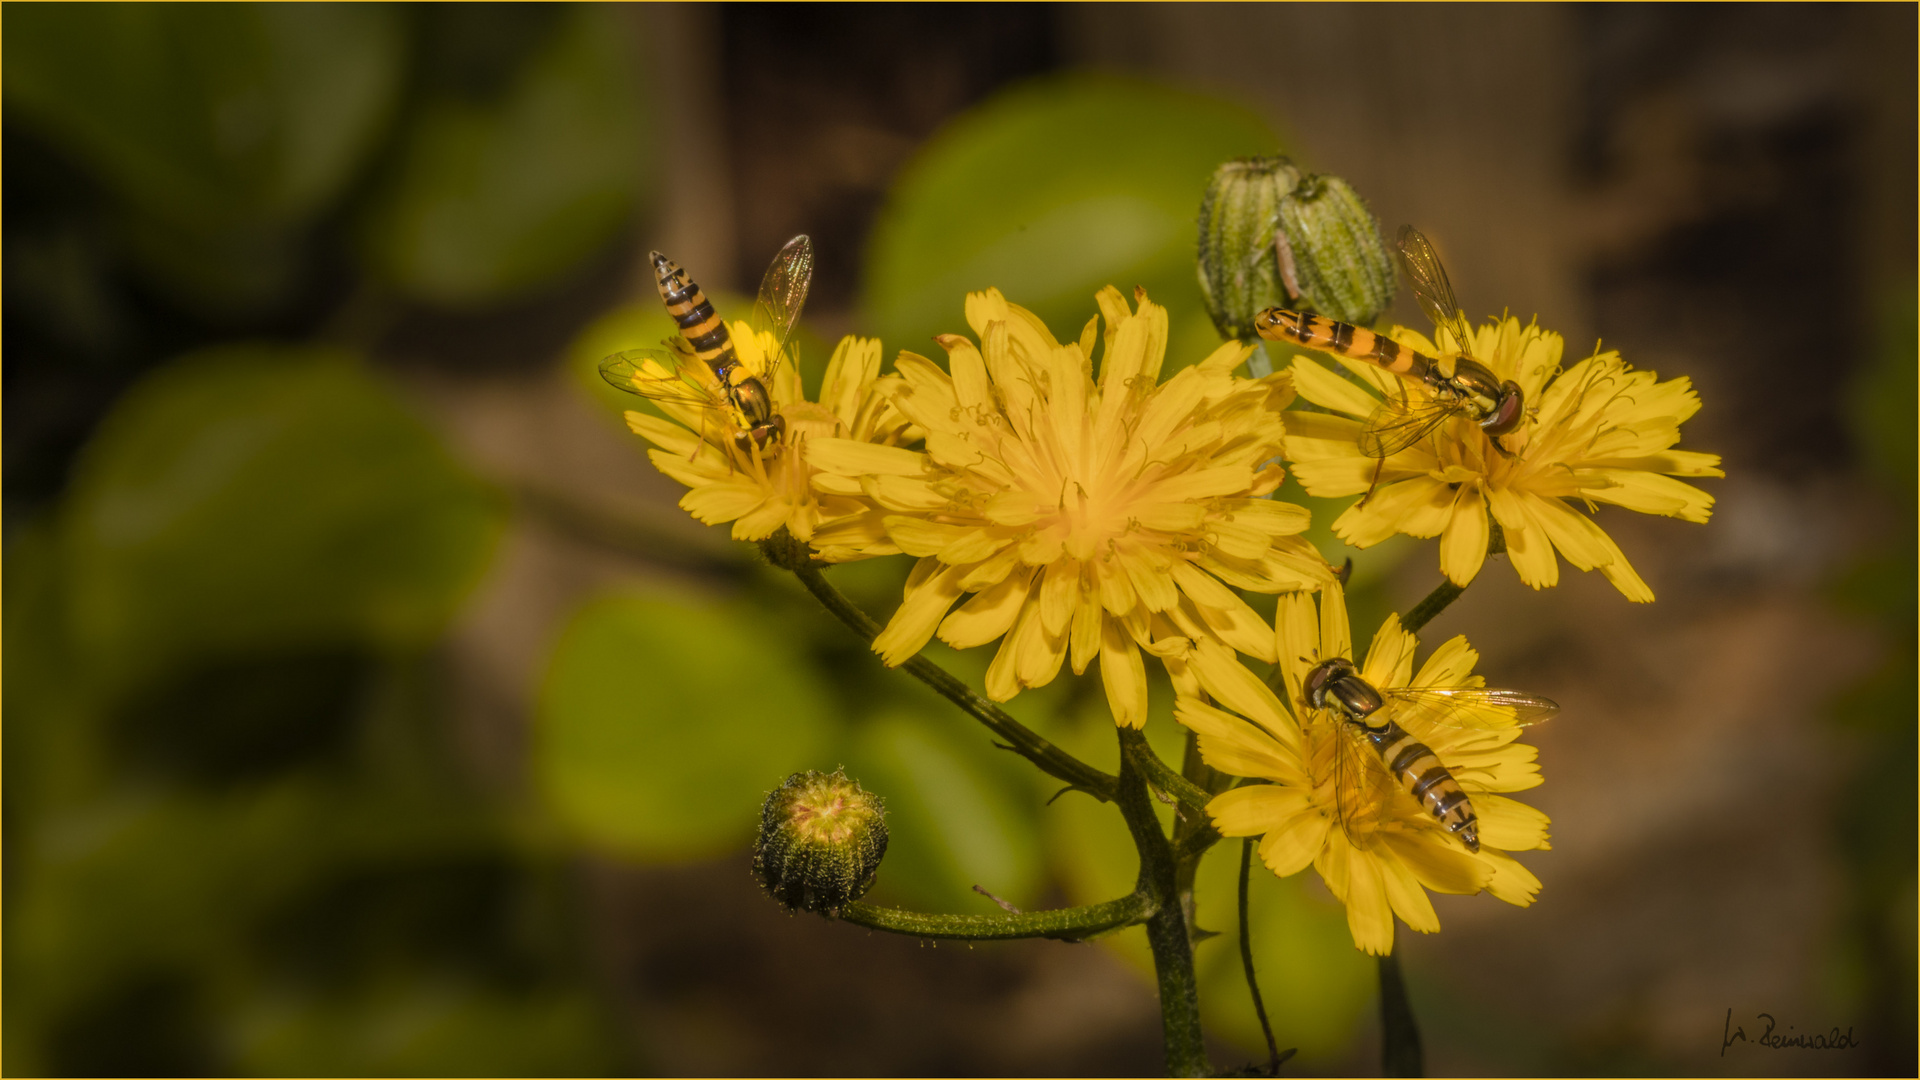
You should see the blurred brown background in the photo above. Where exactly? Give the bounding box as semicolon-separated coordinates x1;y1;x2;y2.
7;3;1913;1076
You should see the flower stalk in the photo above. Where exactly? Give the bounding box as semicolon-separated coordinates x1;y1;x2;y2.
771;533;1118;801
838;892;1152;942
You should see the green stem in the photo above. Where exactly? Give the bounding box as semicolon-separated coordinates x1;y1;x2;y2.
1239;838;1285;1074
1117;728;1209;1077
1399;579;1465;637
1402;522;1504;635
778;542;1117;801
1125;731;1215;818
838;892;1151;942
1378;953;1424;1077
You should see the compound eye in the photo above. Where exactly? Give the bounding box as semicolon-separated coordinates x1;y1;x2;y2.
1480;382;1525;434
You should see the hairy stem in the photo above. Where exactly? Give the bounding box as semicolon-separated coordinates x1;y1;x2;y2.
1402;522;1505;635
1117;728;1210;1077
776;539;1117;801
1379;953;1425;1076
838;892;1152;942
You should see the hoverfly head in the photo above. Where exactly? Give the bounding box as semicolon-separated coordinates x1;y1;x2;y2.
1302;656;1357;711
1480;380;1526;436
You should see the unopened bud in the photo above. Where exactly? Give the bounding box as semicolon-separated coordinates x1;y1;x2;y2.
1276;173;1395;327
1197;157;1302;341
753;769;888;914
1196;157;1396;338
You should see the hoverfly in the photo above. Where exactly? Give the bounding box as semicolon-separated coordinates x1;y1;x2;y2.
599;234;814;455
1253;226;1525;462
1302;656;1558;853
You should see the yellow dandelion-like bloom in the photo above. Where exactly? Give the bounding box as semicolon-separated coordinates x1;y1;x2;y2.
806;286;1333;728
623;326;913;561
1177;580;1551;954
1282;316;1723;601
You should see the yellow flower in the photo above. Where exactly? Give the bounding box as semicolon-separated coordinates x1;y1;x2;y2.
1177;580;1551;954
807;286;1332;728
624;326;913;561
1283;317;1723;601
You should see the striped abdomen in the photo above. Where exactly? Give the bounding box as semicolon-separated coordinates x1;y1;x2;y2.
1254;308;1439;384
1363;719;1479;851
651;250;736;375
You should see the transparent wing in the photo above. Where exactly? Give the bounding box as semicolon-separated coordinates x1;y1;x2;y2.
1380;686;1561;732
748;234;814;382
1396;226;1478;360
599;347;728;411
1358;390;1460;459
1329;715;1400;851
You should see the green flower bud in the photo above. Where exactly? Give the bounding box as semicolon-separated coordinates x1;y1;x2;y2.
1196;156;1302;341
1196;157;1396;338
753;769;888;915
1276;172;1395;327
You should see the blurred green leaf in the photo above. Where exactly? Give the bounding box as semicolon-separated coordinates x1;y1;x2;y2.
59;344;505;687
3;3;406;315
230;980;622;1077
845;709;1045;912
863;73;1279;372
536;590;833;860
8;769;505;1020
1844;281;1918;501
359;5;651;306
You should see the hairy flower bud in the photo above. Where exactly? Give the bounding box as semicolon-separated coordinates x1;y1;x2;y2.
1276;172;1395;327
753;769;887;914
1196;156;1301;341
1196;157;1395;338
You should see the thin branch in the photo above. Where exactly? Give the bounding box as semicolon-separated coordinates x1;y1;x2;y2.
776;538;1118;801
837;892;1150;942
1239;838;1285;1073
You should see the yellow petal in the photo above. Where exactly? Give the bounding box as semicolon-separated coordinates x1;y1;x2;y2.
1439;483;1489;586
679;480;767;524
1319;579;1351;662
1579;469;1716;523
873;563;965;665
1474;794;1551;851
1341;849;1395;955
938;567;1034;649
1189;642;1296;750
1333;477;1453;547
1478;849;1542;907
1290;355;1382;418
1486;486;1559;590
1179;698;1306;786
1272;591;1317;715
1411;635;1479;688
884;516;976;558
1100;620;1148;728
1359;614;1414;690
1038;558;1078;636
1378;851;1441;934
1069;574;1102;674
1207;781;1312;836
1380;830;1490;895
1258;806;1329;876
808;438;928;477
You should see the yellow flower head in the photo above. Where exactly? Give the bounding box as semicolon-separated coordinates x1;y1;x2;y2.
1283;317;1724;601
624;325;914;561
1178;580;1551;955
807;287;1333;727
